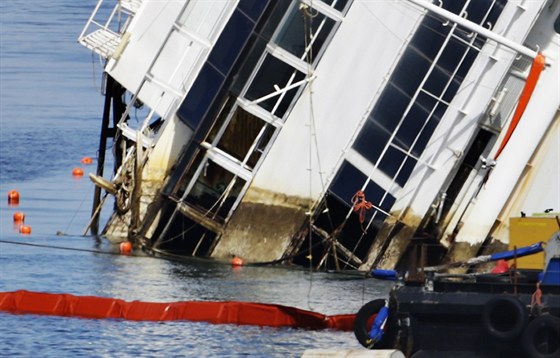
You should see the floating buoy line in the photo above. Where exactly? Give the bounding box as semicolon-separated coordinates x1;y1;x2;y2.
0;238;359;330
0;239;130;257
2;154;362;327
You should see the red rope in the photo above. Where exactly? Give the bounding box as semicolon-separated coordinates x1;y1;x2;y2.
351;190;373;226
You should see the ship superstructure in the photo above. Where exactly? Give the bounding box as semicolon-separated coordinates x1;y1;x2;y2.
79;0;560;271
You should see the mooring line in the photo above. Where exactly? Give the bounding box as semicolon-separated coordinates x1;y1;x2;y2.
0;239;124;256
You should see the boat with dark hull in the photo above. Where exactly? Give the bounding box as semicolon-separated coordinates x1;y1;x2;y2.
354;230;560;357
78;0;560;271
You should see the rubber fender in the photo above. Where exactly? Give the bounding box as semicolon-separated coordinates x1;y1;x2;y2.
354;299;387;349
481;295;528;340
522;314;560;358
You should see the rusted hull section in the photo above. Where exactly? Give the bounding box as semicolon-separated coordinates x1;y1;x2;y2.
212;200;309;263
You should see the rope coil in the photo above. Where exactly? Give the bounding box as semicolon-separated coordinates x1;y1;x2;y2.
351;190;373;227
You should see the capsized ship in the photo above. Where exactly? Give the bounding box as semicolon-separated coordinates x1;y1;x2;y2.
79;0;560;271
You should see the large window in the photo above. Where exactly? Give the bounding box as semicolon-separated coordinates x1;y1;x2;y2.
185;159;247;221
177;5;259;130
207;100;277;170
244;55;307;118
169;0;351;243
350;0;506;200
275;4;336;63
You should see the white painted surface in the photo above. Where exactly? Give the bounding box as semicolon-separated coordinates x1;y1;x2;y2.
391;0;550;221
252;1;422;199
453;3;560;245
106;0;237;118
144;115;193;181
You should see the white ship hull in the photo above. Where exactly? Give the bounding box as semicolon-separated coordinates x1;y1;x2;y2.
79;0;560;271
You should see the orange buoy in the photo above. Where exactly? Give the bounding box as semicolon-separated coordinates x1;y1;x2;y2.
19;225;31;235
231;256;244;267
81;156;93;165
120;241;132;254
13;212;25;222
72;167;84;177
8;190;19;203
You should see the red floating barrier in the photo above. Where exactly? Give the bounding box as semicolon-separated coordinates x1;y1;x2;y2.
81;156;93;165
19;226;32;235
0;290;355;331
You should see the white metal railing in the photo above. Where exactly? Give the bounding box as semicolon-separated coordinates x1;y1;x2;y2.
78;0;141;58
407;0;539;59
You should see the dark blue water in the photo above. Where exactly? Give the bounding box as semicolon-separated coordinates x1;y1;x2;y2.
0;1;392;356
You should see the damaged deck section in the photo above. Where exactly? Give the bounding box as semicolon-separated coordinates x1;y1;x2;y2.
80;0;560;272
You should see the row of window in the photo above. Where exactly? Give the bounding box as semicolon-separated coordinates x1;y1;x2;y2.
169;0;351;226
328;0;506;228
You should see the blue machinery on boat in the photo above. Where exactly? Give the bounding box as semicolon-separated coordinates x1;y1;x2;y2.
357;232;560;357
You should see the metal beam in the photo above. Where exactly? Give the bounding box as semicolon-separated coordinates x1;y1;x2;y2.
407;0;539;59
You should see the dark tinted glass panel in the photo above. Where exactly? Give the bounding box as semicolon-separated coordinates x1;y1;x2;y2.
438;37;466;74
353;120;390;163
442;49;476;102
410;116;437;157
238;0;270;21
465;0;493;24
487;0;507;25
472;34;487;50
330;161;367;204
320;0;350;13
209;10;254;75
391;48;430;97
330;163;396;222
378;145;406;180
245;55;305;117
412;16;448;61
178;64;224;130
424;66;450;97
395;156;416;187
394;93;436;151
442;76;461;103
275;5;305;56
363;180;396;222
441;0;464;15
231;36;268;95
371;83;408;132
276;5;335;61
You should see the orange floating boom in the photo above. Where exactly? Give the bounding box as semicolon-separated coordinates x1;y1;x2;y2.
494;53;546;159
0;290;355;331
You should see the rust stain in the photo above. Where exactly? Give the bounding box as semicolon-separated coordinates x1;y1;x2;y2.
211;187;312;262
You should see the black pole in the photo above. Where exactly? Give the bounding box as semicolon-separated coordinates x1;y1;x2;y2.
90;75;115;235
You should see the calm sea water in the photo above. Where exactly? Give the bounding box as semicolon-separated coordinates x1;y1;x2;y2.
0;1;392;356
